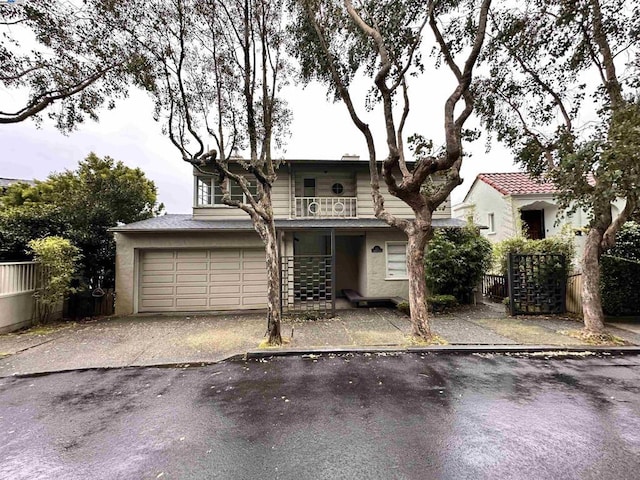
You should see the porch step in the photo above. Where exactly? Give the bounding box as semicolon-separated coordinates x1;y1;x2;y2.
343;289;405;308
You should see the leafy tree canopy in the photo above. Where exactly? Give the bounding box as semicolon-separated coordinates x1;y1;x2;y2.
0;153;163;286
476;0;640;225
1;0;153;131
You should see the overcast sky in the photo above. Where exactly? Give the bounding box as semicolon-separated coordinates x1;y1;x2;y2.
0;64;518;214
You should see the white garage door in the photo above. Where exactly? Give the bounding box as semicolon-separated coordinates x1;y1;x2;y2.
138;249;267;312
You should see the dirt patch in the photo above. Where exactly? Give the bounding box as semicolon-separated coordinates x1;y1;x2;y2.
557;329;629;346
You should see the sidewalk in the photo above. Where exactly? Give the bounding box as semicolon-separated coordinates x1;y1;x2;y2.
0;304;638;377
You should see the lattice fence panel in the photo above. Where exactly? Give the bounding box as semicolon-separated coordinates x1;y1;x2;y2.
508;253;567;315
281;255;333;314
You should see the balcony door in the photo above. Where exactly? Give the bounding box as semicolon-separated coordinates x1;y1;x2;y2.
303;178;316;197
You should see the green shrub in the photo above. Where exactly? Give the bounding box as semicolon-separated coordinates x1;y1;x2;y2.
396;301;410;316
428;294;458;312
425;224;492;304
396;296;458;315
28;236;81;323
601;255;640;316
608;221;640;262
493;235;575;275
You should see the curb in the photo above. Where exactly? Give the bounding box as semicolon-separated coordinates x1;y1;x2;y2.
4;345;639;379
245;344;640;358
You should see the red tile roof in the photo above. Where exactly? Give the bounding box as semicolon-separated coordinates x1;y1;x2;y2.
477;172;557;195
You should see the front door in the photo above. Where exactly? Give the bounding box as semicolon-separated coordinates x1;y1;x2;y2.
521;210;545;240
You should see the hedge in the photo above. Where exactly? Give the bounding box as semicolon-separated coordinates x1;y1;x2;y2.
601;255;640;316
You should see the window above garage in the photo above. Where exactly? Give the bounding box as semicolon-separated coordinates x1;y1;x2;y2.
195;176;258;207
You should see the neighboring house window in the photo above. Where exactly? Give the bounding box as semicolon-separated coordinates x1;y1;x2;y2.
196;176;256;206
386;242;408;279
488;213;495;234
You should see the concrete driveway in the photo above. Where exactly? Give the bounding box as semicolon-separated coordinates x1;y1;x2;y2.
0;305;638;377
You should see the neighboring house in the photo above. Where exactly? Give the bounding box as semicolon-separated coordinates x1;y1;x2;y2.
0;177;36;195
453;172;626;260
112;156;463;315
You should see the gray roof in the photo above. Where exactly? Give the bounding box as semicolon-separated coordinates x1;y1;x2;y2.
111;214;468;233
0;178;36;188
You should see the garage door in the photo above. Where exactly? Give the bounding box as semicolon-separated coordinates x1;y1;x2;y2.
138;249;267;312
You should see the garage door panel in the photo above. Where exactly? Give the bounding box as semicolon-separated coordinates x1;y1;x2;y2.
141;298;175;308
143;262;175;272
139;248;267;312
176;286;208;295
142;286;174;296
142;274;175;284
176;262;208;271
244;272;268;282
210;297;242;307
243;250;265;259
176;298;208;308
243;297;267;306
176;273;208;283
213;262;243;271
243;284;266;294
176;250;207;259
243;261;266;270
210;273;241;283
144;251;175;260
210;285;241;294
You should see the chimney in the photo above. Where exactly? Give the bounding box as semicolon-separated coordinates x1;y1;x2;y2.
341;154;360;161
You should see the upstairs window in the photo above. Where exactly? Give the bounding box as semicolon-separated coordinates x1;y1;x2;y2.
196;176;257;206
488;213;495;234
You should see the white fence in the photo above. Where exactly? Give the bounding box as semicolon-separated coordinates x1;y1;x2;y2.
0;261;48;333
0;261;39;296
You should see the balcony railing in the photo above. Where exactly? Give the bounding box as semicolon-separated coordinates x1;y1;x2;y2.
294;197;358;218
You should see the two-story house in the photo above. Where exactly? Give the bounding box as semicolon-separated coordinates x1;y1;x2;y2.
112;156;463;315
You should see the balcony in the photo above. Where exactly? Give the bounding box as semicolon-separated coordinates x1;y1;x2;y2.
294;197;358;218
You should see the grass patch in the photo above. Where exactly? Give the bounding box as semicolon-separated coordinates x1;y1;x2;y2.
404;334;449;346
558;329;628;346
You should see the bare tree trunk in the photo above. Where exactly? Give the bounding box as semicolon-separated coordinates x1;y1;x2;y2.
264;220;282;345
407;228;432;339
581;227;605;333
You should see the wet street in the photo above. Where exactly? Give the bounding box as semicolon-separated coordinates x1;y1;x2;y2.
1;352;639;479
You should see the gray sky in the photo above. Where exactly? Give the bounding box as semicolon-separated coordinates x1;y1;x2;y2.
0;73;518;214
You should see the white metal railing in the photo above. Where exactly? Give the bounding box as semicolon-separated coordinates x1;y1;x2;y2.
294;197;358;218
0;261;39;296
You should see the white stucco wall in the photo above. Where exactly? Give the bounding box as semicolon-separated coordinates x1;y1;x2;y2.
361;230;410;298
454;180;514;242
0;292;36;333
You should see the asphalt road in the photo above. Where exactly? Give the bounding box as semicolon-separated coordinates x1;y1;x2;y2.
1;352;639;480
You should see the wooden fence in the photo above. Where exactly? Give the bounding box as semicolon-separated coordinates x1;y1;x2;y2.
64;288;115;319
566;274;583;316
482;274;508;301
